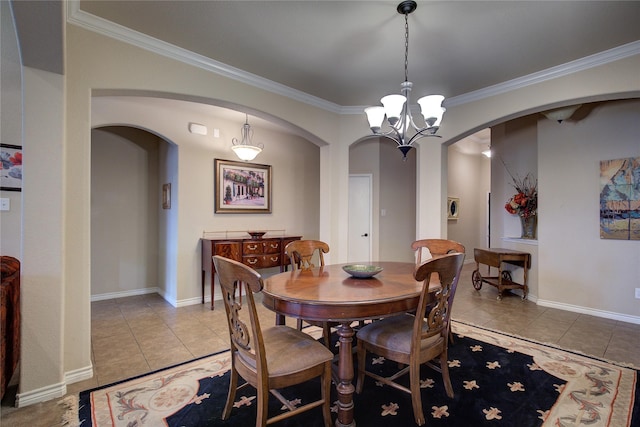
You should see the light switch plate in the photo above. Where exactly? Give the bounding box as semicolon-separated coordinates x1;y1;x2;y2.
0;198;10;211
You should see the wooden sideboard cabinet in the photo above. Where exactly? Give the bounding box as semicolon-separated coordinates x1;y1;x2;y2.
201;235;301;309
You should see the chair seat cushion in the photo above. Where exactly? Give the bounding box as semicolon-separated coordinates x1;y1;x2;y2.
356;314;442;355
240;326;334;376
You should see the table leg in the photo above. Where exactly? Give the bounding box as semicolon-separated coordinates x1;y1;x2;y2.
335;322;355;427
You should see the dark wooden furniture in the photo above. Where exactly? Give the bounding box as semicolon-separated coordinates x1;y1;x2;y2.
472;247;531;299
356;253;465;426
262;262;428;427
201;234;301;309
213;256;333;427
1;256;20;400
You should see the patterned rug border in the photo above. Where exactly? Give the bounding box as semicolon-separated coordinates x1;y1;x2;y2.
451;319;640;371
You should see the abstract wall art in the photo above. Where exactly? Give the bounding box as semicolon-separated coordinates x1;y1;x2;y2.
600;156;640;240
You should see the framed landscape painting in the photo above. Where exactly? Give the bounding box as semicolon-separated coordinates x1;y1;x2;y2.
214;159;272;214
0;144;23;191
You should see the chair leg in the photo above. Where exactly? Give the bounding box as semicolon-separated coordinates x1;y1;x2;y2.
256;383;269;427
441;351;454;398
355;341;366;394
296;318;303;330
409;361;426;426
321;361;333;427
322;322;331;348
222;367;239;420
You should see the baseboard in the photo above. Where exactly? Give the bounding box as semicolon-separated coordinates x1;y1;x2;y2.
65;363;94;385
91;287;158;302
15;380;66;408
175;296;205;307
537;298;640;325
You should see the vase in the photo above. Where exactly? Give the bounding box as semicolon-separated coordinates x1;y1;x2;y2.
520;215;537;239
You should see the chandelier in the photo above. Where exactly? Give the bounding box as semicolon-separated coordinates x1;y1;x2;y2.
364;0;446;159
231;114;263;161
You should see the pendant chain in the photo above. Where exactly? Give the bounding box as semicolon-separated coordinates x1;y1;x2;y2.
404;13;410;83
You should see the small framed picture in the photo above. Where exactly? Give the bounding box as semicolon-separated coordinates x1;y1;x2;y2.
0;144;23;192
162;183;171;209
447;197;460;220
215;159;272;214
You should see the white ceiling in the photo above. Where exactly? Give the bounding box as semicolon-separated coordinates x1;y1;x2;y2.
76;0;640;107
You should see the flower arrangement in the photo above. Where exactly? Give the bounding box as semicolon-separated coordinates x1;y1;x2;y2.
504;172;537;219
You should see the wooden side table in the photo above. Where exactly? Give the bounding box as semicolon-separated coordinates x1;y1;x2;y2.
472;247;531;299
201;234;301;309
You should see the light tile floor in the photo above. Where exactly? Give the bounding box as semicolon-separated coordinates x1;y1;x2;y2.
2;263;639;426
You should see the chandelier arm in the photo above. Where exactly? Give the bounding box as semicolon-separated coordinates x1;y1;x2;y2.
405;130;442;146
373;127;405;147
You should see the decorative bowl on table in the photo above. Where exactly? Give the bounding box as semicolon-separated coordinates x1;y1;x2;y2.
342;264;384;279
247;231;266;239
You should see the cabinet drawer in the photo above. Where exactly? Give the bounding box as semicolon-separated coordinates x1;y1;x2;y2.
213;241;242;262
243;254;281;269
243;240;280;255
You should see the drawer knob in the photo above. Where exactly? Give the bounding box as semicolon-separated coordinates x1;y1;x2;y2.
247;258;258;265
247;244;258;250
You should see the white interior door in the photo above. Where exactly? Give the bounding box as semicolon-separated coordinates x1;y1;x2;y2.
348;174;372;262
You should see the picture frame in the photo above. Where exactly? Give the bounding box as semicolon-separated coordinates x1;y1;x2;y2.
447;197;460;220
215;159;272;214
0;144;23;192
162;183;171;209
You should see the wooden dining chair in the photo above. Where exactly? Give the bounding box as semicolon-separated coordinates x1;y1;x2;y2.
213;255;333;427
412;239;465;344
355;252;465;426
285;239;329;271
284;240;334;347
411;238;465;266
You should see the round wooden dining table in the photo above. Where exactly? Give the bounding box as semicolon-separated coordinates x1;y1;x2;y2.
262;261;424;427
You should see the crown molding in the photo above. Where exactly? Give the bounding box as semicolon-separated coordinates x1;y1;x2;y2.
445;40;640;108
66;1;343;114
67;1;640;115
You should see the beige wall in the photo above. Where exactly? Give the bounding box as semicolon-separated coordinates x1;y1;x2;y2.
91;127;161;298
0;1;23;258
537;100;640;318
447;147;491;257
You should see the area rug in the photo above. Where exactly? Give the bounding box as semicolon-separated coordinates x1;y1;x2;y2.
72;321;640;426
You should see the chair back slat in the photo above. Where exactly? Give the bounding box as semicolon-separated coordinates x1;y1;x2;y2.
285;240;329;271
413;253;465;342
213;255;265;370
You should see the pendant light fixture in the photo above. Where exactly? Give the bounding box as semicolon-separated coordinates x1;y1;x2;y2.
231;114;263;161
364;1;446;160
